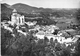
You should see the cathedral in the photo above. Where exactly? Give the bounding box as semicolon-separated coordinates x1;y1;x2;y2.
11;9;25;26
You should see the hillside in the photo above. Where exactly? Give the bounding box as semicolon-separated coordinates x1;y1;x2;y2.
11;3;44;13
1;3;79;22
11;3;55;13
1;4;13;14
1;4;13;21
2;3;11;8
11;3;78;17
1;3;78;15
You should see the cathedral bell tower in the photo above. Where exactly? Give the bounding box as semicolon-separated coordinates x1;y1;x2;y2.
11;9;18;26
11;9;25;26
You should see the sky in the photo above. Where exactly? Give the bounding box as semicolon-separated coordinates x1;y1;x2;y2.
1;0;80;8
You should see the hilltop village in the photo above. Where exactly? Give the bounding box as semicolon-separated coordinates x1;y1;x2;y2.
1;9;80;42
1;9;80;56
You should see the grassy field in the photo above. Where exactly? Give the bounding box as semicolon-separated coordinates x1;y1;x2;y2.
55;17;79;30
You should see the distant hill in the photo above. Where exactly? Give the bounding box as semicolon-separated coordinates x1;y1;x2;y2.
11;3;53;13
11;3;41;13
1;4;13;21
1;3;78;15
1;4;13;14
11;3;78;17
2;3;11;8
1;3;78;14
1;3;79;22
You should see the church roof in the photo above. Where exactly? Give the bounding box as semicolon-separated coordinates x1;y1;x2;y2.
12;9;17;13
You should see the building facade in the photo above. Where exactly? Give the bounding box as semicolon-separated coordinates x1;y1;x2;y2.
11;9;25;26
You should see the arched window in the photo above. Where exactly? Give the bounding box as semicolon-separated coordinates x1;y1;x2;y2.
22;18;24;23
19;18;20;23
